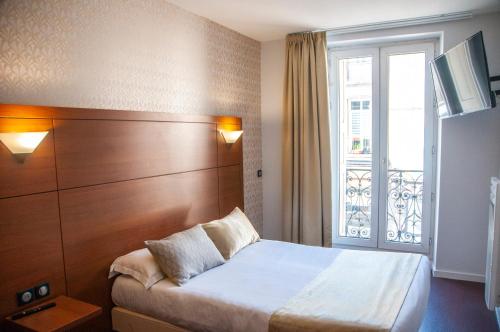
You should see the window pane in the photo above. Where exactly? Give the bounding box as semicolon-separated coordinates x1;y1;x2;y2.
351;101;361;110
338;57;373;239
385;52;425;244
346;58;372;84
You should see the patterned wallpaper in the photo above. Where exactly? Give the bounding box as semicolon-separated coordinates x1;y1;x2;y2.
0;0;263;232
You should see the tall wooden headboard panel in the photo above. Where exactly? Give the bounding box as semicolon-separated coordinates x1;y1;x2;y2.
0;104;244;330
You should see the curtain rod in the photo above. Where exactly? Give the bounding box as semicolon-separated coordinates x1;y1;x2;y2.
292;11;473;36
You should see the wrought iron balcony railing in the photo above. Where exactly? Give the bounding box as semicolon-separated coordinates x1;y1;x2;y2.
344;168;372;239
344;168;423;244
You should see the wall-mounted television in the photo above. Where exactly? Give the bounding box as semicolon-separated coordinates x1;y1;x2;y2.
430;31;496;118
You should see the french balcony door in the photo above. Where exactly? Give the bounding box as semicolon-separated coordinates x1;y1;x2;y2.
330;42;435;254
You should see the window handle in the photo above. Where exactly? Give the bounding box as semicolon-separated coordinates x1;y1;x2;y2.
381;158;387;168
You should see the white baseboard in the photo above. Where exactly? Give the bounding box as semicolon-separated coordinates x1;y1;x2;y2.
432;268;485;283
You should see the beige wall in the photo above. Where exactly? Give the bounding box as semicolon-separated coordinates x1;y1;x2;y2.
261;39;285;240
261;12;500;279
0;0;263;232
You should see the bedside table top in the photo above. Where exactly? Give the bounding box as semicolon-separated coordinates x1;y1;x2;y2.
5;296;102;332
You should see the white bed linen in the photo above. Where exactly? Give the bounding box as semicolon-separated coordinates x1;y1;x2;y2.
112;240;430;332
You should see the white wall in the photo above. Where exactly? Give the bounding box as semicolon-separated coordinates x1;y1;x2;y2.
431;15;500;282
435;109;500;281
261;39;286;240
260;12;500;280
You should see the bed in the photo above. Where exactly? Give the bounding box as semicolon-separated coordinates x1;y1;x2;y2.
111;240;431;332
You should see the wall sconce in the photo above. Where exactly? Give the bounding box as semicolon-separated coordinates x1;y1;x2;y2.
219;129;243;144
0;131;49;162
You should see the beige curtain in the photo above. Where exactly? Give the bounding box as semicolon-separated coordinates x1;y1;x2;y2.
282;31;332;247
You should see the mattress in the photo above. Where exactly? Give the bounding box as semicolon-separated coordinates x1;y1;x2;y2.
112;240;430;332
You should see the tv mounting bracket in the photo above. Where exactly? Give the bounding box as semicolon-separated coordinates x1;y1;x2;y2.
491;75;500;96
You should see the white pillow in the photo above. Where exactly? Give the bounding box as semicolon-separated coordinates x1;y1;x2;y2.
145;224;225;285
202;207;260;260
109;248;164;289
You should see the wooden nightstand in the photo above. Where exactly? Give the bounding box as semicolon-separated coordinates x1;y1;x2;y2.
4;296;102;332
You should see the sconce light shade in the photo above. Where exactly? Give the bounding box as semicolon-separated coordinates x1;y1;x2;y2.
219;129;243;144
0;131;49;155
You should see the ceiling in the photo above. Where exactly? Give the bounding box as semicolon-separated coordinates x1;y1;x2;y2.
167;0;500;41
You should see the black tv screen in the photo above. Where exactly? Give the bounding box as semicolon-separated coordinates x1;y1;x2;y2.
430;31;495;118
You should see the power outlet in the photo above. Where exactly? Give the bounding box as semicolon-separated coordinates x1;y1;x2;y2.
16;288;35;306
35;282;50;299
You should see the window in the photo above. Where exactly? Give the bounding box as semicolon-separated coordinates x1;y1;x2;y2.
329;42;436;254
351;100;361;110
349;99;371;154
346;58;372;84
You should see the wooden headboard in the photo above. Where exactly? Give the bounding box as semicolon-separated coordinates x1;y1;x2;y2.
0;104;244;330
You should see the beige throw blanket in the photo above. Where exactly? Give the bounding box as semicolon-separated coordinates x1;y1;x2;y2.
269;250;422;332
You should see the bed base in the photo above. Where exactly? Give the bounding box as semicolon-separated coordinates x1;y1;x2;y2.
112;307;188;332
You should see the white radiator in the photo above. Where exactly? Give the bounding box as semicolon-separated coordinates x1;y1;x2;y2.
485;177;500;310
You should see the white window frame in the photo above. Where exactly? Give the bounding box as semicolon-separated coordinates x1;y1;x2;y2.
377;42;435;254
330;47;380;248
329;40;438;254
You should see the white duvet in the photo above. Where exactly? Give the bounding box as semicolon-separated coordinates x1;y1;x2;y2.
112;240;430;332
